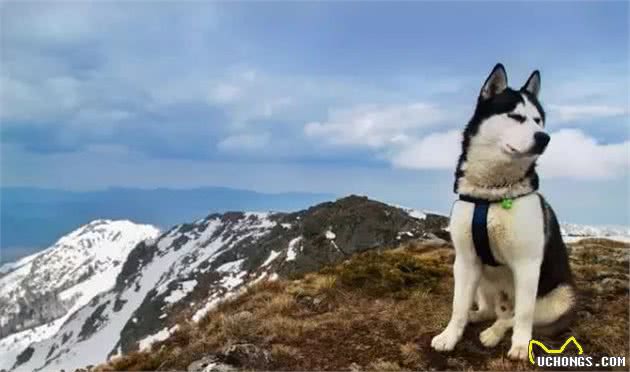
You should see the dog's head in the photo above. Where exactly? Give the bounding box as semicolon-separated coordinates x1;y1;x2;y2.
466;63;548;159
454;63;548;196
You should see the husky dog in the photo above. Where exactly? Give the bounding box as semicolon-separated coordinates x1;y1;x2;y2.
431;64;575;360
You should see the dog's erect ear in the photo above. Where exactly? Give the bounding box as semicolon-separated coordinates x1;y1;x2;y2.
521;70;541;97
479;63;508;100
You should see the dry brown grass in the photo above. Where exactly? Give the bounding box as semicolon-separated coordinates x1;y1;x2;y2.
399;342;422;367
106;239;629;371
365;359;402;371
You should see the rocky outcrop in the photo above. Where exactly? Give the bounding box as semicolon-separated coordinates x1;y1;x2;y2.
187;356;236;372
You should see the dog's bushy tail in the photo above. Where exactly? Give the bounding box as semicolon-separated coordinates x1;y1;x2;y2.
533;285;577;337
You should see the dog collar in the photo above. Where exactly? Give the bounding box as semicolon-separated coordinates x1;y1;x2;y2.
457;192;533;266
459;193;520;209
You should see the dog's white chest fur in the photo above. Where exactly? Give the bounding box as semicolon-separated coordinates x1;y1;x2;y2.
449;193;545;264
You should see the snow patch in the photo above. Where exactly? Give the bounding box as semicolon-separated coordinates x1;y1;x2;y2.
397;231;414;240
164;280;198;304
325;230;336;240
217;259;245;273
286;236;303;261
407;209;426;220
138;325;179;351
191;290;240;323
251;272;268;286
220;271;247;290
331;240;342;252
262;250;281;267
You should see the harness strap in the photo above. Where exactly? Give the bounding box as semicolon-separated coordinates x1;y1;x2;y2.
459;195;501;266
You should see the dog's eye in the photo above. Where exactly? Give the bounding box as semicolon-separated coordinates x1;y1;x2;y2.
534;118;542;124
507;113;526;123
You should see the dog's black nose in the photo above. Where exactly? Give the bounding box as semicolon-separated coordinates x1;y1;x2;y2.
531;132;551;154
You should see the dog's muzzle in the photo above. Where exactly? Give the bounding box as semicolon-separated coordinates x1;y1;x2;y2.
530;132;550;154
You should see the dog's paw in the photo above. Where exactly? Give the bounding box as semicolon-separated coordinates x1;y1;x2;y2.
507;343;529;360
431;329;459;351
479;327;503;348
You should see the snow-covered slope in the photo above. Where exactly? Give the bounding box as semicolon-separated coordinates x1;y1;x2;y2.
561;223;630;243
11;196;449;372
0;220;159;371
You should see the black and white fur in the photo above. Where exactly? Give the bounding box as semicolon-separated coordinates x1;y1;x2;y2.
431;64;575;360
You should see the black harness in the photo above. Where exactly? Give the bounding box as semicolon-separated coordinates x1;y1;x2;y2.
458;193;532;266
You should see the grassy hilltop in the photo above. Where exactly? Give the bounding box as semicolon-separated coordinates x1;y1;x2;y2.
99;237;629;371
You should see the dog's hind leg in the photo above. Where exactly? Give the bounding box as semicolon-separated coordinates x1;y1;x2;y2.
480;317;514;348
469;279;496;323
479;292;514;347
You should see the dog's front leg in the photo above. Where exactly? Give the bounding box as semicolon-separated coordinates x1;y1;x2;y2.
507;259;541;360
431;253;481;351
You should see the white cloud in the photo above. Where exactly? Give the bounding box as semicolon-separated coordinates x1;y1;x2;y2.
304;102;448;148
305;102;628;180
548;104;628;123
217;133;271;152
389;130;461;170
544;74;628;103
2;0;627;186
0;75;82;121
383;127;628;180
537;129;629;179
209;83;242;104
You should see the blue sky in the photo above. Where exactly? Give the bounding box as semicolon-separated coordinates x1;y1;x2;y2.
1;1;628;224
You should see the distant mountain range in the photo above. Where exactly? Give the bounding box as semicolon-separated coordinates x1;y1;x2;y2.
560;223;630;242
0;187;333;263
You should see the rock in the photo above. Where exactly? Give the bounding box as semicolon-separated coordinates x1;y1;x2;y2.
446;357;466;370
348;362;363;371
221;343;272;368
297;295;314;307
188;356;215;371
421;233;449;245
600;278;629;292
207;364;237;372
577;310;592;319
432;229;451;243
233;310;252;320
280;195;450;276
187;355;236;372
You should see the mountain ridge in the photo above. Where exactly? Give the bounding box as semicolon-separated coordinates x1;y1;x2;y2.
0;220;159;371
1;186;334;263
6;195;449;372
